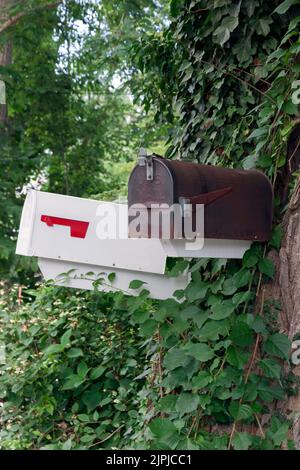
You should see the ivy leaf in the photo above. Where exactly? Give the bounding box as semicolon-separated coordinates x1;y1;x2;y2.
44;344;64;356
167;259;189;277
199;320;230;341
82;390;102;412
230;321;254;347
211;258;227;275
229;402;253;421
108;272;116;283
180;305;201;319
189;258;210;273
60;329;73;348
232;291;252;306
191;310;210;329
222;269;251;295
62;438;72;450
269;225;283;250
175;393;200;415
158;395;177;413
232;432;253;450
62;374;85;390
213;16;239;46
77;361;89;379
251;316;268;335
210;299;235;320
258;18;272;36
227;346;250;369
267;417;290;446
243;155;258;169
264;333;291;360
248;126;269;140
66;348;84;358
242;249;258;268
184;342;215;362
235;269;252;288
274;0;298;15
77;413;91;423
283;99;298;116
211;275;225;294
164;348;189;371
259;358;281;379
140;319;157;336
149;418;177;439
129;280;146;289
191;371;212;390
181;67;193;84
258;384;285;402
259;258;275;279
90;366;106;380
186;281;209;302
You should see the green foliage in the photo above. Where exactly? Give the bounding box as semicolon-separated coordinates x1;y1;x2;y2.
0;0;299;451
131;0;300;176
126;0;300;450
1;249;294;450
0;0;168;279
0;285;148;449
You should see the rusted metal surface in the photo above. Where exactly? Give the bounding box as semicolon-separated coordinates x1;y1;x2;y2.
128;155;273;241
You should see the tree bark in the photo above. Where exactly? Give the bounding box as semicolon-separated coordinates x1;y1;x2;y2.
212;126;300;447
263;125;300;448
279;175;300;449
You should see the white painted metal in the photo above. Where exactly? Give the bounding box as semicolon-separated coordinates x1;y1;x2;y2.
16;190;167;274
38;258;189;300
162;238;251;259
16;189;252;300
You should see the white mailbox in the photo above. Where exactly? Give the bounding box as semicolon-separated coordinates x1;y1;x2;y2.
16;190;251;300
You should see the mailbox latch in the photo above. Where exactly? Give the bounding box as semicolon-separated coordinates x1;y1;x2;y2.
138;148;153;181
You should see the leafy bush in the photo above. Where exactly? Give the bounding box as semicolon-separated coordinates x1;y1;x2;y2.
0;284;148;449
0;248;296;449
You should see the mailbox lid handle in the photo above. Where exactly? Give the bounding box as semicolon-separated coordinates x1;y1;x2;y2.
179;186;232;207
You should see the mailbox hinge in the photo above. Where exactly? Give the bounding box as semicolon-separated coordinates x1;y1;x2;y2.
138;148;153;181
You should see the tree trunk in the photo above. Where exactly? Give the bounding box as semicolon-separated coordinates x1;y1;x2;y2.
210;126;300;446
279;175;300;448
263;125;300;448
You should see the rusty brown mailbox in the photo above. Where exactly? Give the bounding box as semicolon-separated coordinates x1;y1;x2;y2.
128;150;273;241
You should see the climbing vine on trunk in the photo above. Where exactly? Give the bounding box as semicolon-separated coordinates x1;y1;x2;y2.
128;0;300;450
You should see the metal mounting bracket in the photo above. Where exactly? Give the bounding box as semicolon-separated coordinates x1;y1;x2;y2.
138;147;153;181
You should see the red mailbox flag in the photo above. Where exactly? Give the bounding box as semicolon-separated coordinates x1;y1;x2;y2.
41;215;89;239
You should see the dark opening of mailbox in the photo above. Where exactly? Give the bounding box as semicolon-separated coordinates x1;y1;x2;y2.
128;152;273;241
